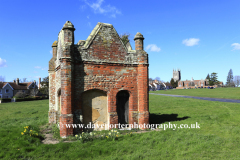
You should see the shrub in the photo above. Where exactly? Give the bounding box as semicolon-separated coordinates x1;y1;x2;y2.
0;98;12;102
14;92;26;98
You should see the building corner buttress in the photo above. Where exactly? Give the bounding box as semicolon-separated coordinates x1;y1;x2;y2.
59;21;75;138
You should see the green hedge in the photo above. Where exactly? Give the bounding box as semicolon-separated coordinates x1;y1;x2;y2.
15;96;46;102
0;98;12;102
0;96;48;103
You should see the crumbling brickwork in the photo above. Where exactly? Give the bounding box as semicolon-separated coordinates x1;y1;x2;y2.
49;21;149;138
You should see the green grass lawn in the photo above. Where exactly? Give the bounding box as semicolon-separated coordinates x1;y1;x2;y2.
150;87;240;100
1;96;240;159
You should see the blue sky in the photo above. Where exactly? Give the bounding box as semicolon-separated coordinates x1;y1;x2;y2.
0;0;240;84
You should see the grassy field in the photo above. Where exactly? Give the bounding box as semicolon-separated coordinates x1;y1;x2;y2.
150;87;240;100
1;96;240;159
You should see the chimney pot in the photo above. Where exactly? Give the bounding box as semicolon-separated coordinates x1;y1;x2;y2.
38;77;41;89
134;32;144;51
16;78;19;85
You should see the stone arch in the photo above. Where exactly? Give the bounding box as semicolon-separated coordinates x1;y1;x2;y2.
116;90;130;124
84;87;108;93
81;89;108;131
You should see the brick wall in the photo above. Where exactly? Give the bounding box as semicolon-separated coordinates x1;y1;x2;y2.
49;21;149;137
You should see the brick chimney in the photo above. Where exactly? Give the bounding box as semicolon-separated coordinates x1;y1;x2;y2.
38;77;41;89
52;41;57;59
134;32;144;51
62;21;75;44
16;78;19;85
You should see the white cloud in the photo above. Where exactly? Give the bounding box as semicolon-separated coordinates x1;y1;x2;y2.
231;43;240;50
80;5;86;11
0;58;7;68
34;76;41;78
83;0;121;18
87;15;90;19
182;38;200;46
146;44;161;52
41;67;48;70
88;22;92;28
50;50;52;54
111;14;116;18
34;66;47;70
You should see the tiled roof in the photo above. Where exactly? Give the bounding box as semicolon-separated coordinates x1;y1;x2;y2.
0;82;5;88
0;82;33;90
82;22;129;53
180;79;206;82
165;82;172;87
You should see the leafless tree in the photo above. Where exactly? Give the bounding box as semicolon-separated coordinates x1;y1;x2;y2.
189;82;195;86
14;91;26;98
29;88;39;97
0;76;5;82
23;78;28;82
234;76;240;87
155;77;161;81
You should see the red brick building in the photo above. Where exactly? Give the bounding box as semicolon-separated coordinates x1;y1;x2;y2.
48;21;149;137
177;78;223;89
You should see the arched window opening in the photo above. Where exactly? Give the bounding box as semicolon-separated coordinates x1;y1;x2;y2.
116;90;129;124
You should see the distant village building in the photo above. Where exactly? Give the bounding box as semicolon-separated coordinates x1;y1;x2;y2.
164;82;173;89
177;77;223;89
0;78;38;98
149;80;172;91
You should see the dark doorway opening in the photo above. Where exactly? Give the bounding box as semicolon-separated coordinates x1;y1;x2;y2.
116;90;129;124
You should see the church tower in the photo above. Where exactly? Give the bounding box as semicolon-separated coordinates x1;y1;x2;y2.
173;69;181;82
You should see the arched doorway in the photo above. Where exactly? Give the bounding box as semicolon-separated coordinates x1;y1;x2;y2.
82;89;107;131
116;90;129;124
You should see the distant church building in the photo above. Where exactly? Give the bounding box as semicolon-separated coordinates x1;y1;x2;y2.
173;69;181;82
174;70;223;89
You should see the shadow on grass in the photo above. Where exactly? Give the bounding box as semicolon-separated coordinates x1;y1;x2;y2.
150;113;190;127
